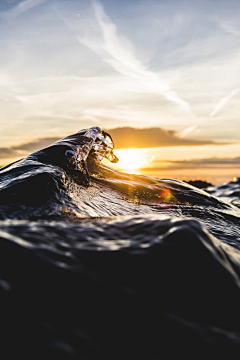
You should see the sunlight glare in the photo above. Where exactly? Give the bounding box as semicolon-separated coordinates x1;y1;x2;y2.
116;149;148;172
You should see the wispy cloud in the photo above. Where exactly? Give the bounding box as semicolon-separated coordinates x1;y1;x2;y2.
217;21;240;37
0;0;48;19
76;1;191;113
210;87;240;117
1;0;240;146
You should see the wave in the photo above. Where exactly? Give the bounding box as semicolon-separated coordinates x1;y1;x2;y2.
1;127;240;359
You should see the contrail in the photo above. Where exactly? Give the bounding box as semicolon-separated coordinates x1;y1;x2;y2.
210;87;240;117
77;1;191;113
181;87;240;138
178;125;198;138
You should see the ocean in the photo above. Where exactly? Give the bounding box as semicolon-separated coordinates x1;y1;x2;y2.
0;127;240;359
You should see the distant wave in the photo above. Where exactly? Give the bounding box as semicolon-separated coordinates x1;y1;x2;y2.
1;127;240;359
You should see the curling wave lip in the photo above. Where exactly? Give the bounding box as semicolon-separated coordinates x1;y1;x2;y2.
65;126;119;181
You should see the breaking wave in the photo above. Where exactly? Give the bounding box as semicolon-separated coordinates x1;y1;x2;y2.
1;127;240;359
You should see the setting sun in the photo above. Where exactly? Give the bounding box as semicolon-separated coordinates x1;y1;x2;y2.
116;149;147;172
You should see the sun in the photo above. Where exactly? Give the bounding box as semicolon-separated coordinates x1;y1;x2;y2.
116;149;147;172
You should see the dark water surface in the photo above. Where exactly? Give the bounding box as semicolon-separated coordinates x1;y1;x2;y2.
1;128;240;359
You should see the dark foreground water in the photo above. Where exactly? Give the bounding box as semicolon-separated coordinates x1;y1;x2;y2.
1;128;240;359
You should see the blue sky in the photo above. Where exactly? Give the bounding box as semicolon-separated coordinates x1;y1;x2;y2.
0;0;240;150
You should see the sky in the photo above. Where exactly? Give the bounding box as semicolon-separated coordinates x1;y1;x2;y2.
0;0;240;182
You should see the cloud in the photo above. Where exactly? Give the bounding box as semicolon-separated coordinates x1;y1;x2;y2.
182;86;240;137
0;126;225;161
1;0;240;145
142;157;240;171
0;0;48;19
76;0;191;113
106;127;220;149
0;137;59;159
217;21;240;37
210;87;240;117
178;126;198;138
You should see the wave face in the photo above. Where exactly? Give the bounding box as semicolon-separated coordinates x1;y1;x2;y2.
1;127;240;359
